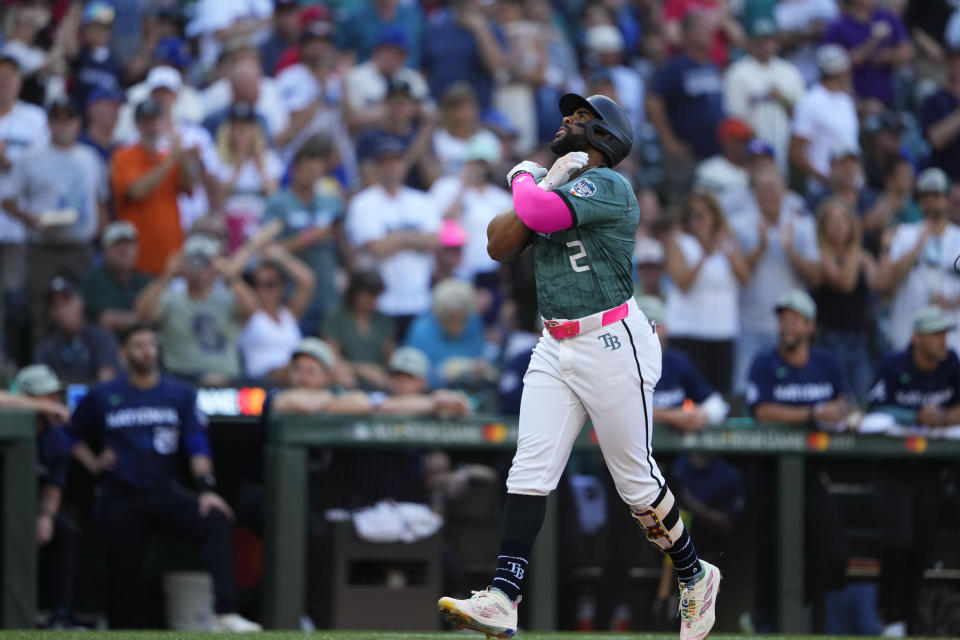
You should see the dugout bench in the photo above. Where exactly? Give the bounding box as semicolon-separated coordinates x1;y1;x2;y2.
263;415;960;634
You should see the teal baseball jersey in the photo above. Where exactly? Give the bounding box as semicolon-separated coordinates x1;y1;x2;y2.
532;167;639;319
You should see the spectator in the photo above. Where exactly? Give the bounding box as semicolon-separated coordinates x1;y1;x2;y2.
432;83;502;177
646;12;725;199
405;279;493;390
866;305;960;637
809;146;878;218
582;25;644;137
637;296;729;432
335;0;423;69
323;270;396;392
266;337;373;415
821;0;913;107
3;364;77;629
344;27;430;132
920;47;960;182
115;62;206;144
731;167;821;391
65;324;262;632
811;197;879;402
210;102;282;251
723;19;805;170
1;98;106;344
861;111;910;192
0;53;48;373
665;192;750;395
694;118;754;218
790;44;859;198
35;277;120;385
134;234;259;385
880;167;960;353
110;99;195;275
81;221;152;335
186;0;273;74
429;135;512;287
203;53;289;144
78;87;122;164
259;0;301;76
662;0;746;67
70;1;123;110
432;219;468;286
1;3;70;105
861;157;921;249
376;346;472;417
263;135;345;335
746;289;855;616
346;137;440;338
238;245;315;384
421;0;504;112
634;237;667;299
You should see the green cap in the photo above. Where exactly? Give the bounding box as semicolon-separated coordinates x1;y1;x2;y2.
182;234;221;259
291;337;334;370
775;289;816;321
635;295;665;324
388;346;430;379
14;364;62;396
102;220;138;246
913;305;955;334
749;17;778;37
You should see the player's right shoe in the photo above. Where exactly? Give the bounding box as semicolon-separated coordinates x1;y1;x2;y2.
438;587;519;638
678;559;721;640
210;612;263;633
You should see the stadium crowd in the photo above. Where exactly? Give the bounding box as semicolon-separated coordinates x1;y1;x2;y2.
0;0;958;635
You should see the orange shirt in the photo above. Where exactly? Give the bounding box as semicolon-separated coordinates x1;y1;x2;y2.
110;144;184;275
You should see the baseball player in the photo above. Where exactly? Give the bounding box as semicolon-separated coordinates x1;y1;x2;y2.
437;94;721;639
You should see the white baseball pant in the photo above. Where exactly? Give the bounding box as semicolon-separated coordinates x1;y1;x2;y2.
506;297;666;508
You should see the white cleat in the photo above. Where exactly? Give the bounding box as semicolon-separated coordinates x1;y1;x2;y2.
679;560;722;640
438;587;518;638
210;612;263;633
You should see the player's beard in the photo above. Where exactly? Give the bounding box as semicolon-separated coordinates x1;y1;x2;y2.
550;125;589;157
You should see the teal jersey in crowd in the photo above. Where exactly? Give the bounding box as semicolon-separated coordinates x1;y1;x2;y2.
531;167;639;320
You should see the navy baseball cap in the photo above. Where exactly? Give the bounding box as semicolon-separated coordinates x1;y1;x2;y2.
134;98;163;121
86;86;124;107
375;26;409;51
229;101;257;121
152;37;193;69
374;136;407;158
47;98;78;118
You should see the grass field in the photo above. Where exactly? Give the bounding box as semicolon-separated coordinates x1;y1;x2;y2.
0;634;952;640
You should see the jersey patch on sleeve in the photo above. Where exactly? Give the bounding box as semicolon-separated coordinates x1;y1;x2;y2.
569;178;597;198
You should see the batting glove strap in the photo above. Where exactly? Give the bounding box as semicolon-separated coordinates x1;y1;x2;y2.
506;160;547;187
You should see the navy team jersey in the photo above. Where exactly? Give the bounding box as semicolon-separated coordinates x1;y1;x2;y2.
868;347;960;411
746;347;845;412
654;349;714;409
66;374;211;490
37;425;71;490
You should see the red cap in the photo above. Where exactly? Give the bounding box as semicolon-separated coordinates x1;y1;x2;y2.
300;5;330;27
717;117;754;141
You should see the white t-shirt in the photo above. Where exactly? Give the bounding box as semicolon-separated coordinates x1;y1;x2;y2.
212;151;283;243
346;184;440;316
886;222;960;352
432;128;501;177
0;101;48;242
187;0;273;71
775;0;839;84
732;200;820;333
666;233;740;339
238;306;302;379
791;83;858;185
608;65;645;132
345;61;429;112
694;155;749;218
724;55;805;170
2;41;46;76
429;176;513;279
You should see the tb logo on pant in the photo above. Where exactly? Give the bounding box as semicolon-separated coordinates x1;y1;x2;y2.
598;333;621;350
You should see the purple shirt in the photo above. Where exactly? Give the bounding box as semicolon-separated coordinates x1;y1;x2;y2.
822;9;908;105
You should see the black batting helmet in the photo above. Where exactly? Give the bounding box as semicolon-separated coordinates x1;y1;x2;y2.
558;93;633;167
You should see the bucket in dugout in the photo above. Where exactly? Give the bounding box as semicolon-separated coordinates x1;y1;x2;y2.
163;571;214;630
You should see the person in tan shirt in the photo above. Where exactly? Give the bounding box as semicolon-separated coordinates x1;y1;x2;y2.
110;98;198;275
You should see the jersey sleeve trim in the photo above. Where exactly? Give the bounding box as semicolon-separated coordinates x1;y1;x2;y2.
552;188;580;227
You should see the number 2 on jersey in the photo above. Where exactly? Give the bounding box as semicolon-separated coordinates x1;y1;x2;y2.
566;240;591;272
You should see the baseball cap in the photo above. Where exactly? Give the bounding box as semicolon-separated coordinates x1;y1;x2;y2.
385;78;414;99
913;305;955;334
585;25;625;53
47;97;78;119
292;337;335;370
229;101;257;121
388;347;430;379
375;26;409;51
134;97;163;121
634;237;665;265
775;289;817;321
864;111;905;135
102;220;138;246
816;44;851;75
374;136;407;159
82;1;115;26
916;167;950;194
300;5;331;27
635;295;665;324
145;66;182;93
182;234;222;260
0;53;21;72
301;19;333;43
829;144;861;163
48;276;80;299
467;134;501;164
717;117;754;141
749;17;779;37
439;219;467;248
14;364;62;396
748;138;775;157
152;37;193;69
86;86;124;107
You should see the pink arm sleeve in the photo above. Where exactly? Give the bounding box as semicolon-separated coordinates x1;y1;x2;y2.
511;173;573;233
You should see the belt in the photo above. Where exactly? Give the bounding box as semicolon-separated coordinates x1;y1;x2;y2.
543;301;630;339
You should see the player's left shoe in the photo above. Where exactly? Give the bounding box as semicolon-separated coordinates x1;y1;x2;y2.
438;587;518;638
678;559;721;640
210;612;263;633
